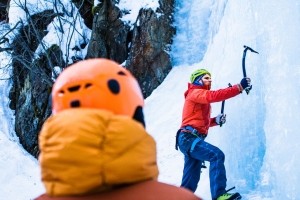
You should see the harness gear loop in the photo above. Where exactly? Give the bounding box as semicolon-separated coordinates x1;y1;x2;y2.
175;128;182;150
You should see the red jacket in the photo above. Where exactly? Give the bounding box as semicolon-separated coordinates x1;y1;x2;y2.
181;83;242;135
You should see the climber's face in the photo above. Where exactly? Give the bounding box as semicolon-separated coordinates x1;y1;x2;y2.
201;74;211;89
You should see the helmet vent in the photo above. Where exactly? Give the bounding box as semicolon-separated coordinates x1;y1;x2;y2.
70;100;80;108
68;85;81;92
133;106;145;127
117;71;126;76
85;83;92;88
107;79;120;94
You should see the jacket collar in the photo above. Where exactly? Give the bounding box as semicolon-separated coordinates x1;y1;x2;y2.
184;83;210;97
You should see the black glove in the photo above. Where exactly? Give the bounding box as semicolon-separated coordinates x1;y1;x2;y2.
240;77;251;90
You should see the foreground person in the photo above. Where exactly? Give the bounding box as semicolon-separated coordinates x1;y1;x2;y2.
35;58;201;200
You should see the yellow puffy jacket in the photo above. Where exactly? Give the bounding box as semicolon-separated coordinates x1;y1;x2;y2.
39;108;158;197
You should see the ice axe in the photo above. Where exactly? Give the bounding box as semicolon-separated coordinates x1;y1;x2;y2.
242;45;259;95
220;83;232;127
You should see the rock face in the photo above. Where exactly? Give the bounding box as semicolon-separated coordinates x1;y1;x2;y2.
86;0;175;97
126;3;174;97
8;10;65;157
6;0;175;157
85;0;130;64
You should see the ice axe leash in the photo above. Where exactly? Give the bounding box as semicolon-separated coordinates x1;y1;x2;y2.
220;83;232;127
242;45;259;95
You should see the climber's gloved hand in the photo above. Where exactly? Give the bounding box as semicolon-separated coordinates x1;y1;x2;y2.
240;77;252;90
216;113;226;125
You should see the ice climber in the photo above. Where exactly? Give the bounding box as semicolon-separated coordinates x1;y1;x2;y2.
175;68;251;200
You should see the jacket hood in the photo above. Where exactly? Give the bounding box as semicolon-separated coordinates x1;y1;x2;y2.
39;108;158;197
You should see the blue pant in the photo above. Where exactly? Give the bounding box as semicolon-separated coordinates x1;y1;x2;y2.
178;131;227;200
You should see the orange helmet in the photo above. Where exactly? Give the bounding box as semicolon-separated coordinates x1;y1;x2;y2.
52;58;145;125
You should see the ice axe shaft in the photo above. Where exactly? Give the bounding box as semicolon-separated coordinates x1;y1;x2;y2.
220;83;232;127
242;45;259;94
